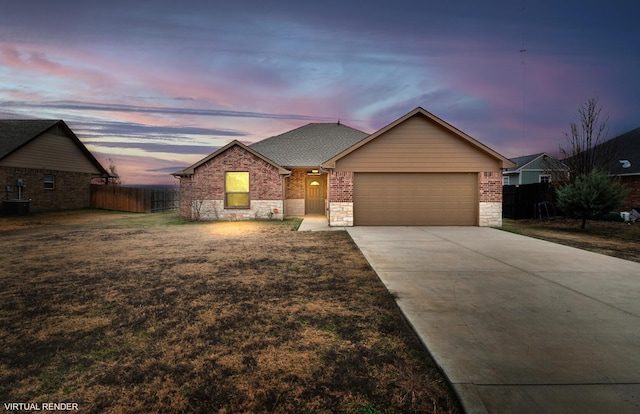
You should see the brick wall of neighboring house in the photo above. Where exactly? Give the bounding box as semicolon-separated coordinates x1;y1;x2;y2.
1;167;94;212
328;170;353;202
621;175;640;210
179;145;284;220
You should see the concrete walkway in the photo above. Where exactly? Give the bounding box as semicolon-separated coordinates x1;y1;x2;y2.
297;215;346;231
346;226;640;414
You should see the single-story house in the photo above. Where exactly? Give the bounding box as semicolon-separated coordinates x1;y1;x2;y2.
0;120;110;213
503;152;568;185
600;127;640;209
173;107;515;226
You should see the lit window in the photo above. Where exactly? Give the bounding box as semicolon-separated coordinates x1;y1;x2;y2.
44;174;55;190
539;174;551;184
225;172;249;208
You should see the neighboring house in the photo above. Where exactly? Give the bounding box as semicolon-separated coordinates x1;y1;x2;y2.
502;152;568;185
173;107;515;227
0;120;110;212
600;127;640;209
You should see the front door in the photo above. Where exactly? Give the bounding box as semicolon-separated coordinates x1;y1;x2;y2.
305;176;325;215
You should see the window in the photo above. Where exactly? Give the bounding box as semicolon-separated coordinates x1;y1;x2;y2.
539;174;551;184
225;172;249;208
44;174;55;190
502;176;510;185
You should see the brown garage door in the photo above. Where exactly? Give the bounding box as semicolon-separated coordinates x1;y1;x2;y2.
353;173;478;225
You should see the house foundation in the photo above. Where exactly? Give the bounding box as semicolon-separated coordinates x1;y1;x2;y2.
329;202;353;226
192;199;284;221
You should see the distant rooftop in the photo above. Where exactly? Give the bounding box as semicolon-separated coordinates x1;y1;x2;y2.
600;127;640;175
504;152;546;172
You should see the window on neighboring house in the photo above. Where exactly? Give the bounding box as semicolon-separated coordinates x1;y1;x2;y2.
44;174;55;190
503;176;510;185
539;174;551;184
225;172;249;208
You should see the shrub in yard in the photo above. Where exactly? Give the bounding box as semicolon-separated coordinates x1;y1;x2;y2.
555;169;627;228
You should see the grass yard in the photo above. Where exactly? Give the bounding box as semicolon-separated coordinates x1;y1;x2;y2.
502;217;640;263
0;210;460;413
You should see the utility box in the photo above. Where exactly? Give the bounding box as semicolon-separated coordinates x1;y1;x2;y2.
2;199;30;215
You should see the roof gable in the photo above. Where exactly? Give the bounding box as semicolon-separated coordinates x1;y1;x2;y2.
0;119;109;176
323;107;515;169
505;152;567;173
0;120;60;159
249;123;368;167
172;140;290;176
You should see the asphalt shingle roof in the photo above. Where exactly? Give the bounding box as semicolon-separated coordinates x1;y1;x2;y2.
249;122;369;167
601;127;640;175
504;152;545;172
0;120;60;159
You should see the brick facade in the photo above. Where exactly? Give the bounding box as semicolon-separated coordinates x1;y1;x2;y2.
284;169;306;216
285;169;306;199
1;166;94;212
328;170;353;202
178;145;284;220
621;176;640;210
478;171;503;226
479;171;503;203
327;171;354;226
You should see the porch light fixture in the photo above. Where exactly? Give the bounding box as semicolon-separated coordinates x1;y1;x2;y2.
307;169;320;175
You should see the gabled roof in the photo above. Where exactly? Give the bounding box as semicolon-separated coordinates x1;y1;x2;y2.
0;119;110;176
322;107;516;169
504;152;567;173
600;127;640;176
172;140;290;177
0;120;61;159
249;122;368;167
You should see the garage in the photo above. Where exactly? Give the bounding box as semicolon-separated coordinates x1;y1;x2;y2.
322;107;515;227
353;172;478;225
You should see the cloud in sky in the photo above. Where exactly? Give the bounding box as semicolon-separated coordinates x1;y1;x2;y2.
1;0;639;184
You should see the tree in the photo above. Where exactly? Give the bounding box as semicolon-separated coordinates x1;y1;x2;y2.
555;169;627;229
107;158;122;186
552;97;618;184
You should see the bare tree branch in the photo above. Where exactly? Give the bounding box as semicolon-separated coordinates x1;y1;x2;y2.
558;97;618;182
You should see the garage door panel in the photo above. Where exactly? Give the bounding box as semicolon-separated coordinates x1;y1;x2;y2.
354;173;477;225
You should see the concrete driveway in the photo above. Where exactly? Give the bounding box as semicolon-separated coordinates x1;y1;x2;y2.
346;226;640;414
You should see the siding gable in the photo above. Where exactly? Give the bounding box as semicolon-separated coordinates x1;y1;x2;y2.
0;131;102;174
333;115;501;172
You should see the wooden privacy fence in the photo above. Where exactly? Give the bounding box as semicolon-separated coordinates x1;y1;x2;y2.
90;185;179;213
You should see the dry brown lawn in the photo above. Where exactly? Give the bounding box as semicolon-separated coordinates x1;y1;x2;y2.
502;217;640;263
0;210;461;413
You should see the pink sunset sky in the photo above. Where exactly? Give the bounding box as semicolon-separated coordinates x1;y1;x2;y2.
1;1;639;185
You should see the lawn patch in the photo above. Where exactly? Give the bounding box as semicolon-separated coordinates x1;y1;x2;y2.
0;210;460;413
502;218;640;263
